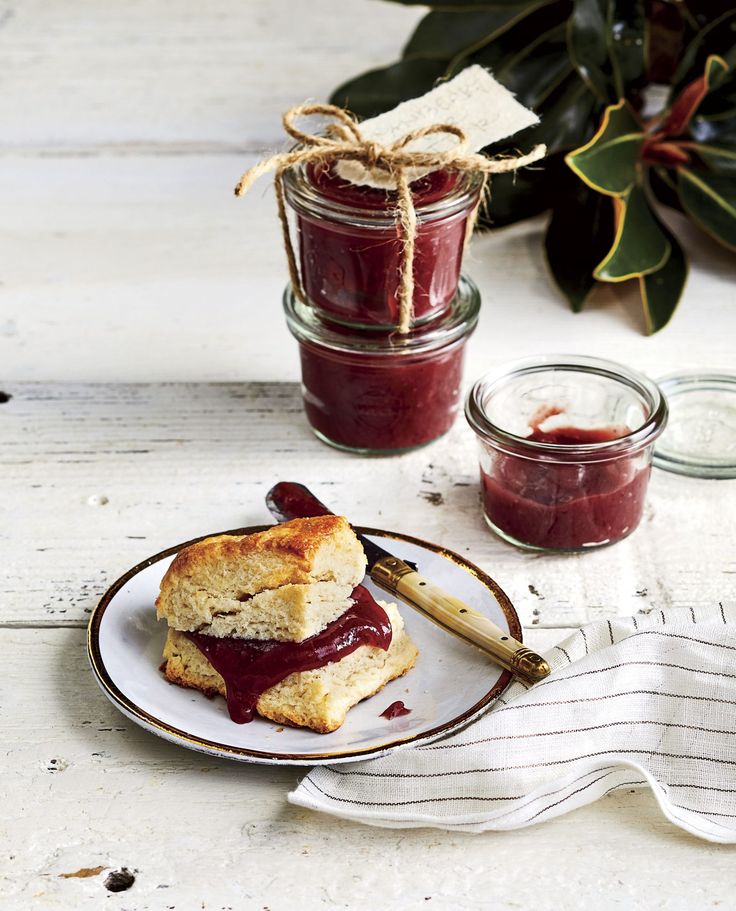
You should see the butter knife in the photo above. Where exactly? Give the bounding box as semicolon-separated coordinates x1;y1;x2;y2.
266;482;550;683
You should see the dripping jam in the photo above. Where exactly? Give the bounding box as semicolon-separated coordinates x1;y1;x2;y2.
184;585;391;724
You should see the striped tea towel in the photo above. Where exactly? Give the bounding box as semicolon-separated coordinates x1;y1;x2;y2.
290;603;736;843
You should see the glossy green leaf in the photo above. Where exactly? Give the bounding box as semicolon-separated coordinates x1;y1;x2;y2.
608;0;648;94
658;54;729;136
329;58;447;119
492;22;573;109
566;100;643;196
671;9;736;96
678;167;736;249
639;221;687;334
463;1;573;88
594;184;671;281
568;0;647;102
481;75;600;226
512;71;600;155
649;166;686;212
480;165;552;227
403;6;543;61
544;177;614;310
691;143;736;175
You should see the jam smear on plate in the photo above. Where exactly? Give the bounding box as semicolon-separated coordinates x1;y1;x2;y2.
380;700;412;719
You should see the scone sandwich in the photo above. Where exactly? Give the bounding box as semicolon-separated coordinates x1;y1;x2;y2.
156;516;418;733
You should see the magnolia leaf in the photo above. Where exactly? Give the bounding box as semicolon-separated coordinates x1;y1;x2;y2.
481;167;551;227
403;6;545;61
565;100;643;196
658;54;729;137
544;178;614;311
691;143;736;175
329;58;447;119
486;71;599;159
492;23;572;108
594;184;671;281
678;167;736;249
568;0;647;103
609;0;648;93
697;64;736;121
642;141;691;167
650;167;686;212
671;9;736;96
639;222;687;334
467;2;573;102
482;75;600;226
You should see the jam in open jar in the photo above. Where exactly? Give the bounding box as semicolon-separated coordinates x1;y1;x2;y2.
283;162;483;329
285;274;480;454
465;356;668;551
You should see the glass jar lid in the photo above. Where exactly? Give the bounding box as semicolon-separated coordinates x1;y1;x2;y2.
653;372;736;479
284;273;480;356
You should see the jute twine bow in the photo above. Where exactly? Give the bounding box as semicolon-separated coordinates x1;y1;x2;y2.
235;103;545;334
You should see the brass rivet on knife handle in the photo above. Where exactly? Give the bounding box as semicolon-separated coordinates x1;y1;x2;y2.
370;556;550;683
370;555;415;595
510;649;551;682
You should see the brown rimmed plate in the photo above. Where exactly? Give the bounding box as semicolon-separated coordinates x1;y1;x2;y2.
88;526;521;765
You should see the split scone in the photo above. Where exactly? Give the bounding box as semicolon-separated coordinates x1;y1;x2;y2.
157;516;419;733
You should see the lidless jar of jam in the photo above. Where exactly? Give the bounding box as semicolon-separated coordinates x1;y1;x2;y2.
285;274;480;454
465;356;668;552
283;162;483;329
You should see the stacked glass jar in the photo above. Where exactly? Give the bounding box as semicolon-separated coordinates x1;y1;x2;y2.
282;161;483;454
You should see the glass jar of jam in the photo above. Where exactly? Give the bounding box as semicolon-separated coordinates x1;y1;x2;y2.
285;274;480;454
465;356;668;552
283;163;483;329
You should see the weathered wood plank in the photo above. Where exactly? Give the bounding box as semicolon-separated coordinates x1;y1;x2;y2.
3;626;734;911
0;0;421;152
1;152;734;383
2;382;734;629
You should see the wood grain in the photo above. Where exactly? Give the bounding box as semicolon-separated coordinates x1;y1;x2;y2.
3;382;734;631
3;1;735;904
4;626;734;911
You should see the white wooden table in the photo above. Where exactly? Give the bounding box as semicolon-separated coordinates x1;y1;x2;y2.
3;3;736;908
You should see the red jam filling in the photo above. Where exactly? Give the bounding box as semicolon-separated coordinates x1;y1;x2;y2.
185;585;392;724
380;700;411;719
298;339;465;452
481;424;650;550
295;164;475;326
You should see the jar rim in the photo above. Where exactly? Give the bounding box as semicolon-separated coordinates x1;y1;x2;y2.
283;160;484;227
465;355;669;461
284;274;480;356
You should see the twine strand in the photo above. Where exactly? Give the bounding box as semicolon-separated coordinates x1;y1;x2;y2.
235;103;545;333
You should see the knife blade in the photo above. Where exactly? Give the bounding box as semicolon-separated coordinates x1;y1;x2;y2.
266;481;550;683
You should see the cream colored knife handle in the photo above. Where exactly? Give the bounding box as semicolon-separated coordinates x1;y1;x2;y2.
371;557;550;683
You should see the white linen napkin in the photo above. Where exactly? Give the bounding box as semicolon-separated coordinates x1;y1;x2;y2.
290;604;736;843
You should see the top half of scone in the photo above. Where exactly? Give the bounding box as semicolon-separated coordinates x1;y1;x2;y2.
156;515;368;642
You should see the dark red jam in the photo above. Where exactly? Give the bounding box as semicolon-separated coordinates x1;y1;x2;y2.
380;700;411;719
481;425;651;550
185;585;391;724
298;338;465;452
293;164;477;327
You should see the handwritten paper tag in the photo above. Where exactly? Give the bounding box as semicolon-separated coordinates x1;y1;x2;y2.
337;65;540;187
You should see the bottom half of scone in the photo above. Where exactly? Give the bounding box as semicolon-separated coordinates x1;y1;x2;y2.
161;602;419;733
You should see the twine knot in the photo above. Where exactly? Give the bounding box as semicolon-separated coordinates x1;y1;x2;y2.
235;103;545;334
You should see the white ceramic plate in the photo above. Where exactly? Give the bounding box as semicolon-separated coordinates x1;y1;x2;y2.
88;526;521;765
